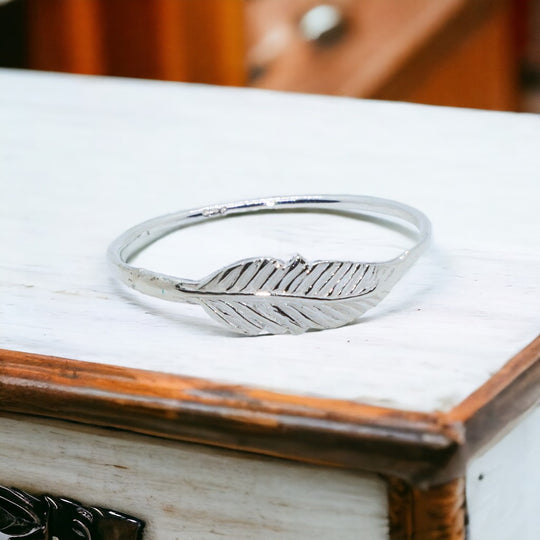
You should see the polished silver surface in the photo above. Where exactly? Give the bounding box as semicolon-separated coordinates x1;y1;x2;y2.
108;195;431;336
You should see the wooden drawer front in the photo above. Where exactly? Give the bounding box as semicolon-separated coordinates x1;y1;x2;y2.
245;0;497;98
0;415;388;540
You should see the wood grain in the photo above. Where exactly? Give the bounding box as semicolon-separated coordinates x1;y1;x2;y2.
2;69;539;415
25;0;245;85
420;335;540;485
23;0;517;108
179;0;245;86
100;0;163;79
0;348;460;485
388;477;466;540
27;0;104;75
0;414;388;540
448;335;540;460
1;70;539;487
1;336;539;486
152;0;190;81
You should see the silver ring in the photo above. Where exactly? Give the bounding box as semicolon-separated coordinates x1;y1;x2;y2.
108;195;431;336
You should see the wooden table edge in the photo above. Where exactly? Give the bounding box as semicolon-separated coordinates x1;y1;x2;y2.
0;335;538;486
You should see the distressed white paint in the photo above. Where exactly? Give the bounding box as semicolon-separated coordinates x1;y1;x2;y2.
1;69;539;412
467;405;540;540
0;414;388;540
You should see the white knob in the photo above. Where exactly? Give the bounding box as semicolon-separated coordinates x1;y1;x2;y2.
299;4;345;43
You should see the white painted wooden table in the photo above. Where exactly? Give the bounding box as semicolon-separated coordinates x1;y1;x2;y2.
0;69;539;540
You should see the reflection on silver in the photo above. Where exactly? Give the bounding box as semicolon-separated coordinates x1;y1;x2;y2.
108;195;431;336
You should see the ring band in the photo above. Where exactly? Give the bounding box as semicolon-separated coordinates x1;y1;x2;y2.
108;195;431;336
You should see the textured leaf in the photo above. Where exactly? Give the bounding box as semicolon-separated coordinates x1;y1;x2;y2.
177;254;398;335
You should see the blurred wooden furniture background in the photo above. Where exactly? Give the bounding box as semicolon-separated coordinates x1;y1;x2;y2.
25;0;246;85
16;0;523;110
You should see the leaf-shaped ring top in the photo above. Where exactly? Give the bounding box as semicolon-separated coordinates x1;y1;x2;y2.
108;195;431;336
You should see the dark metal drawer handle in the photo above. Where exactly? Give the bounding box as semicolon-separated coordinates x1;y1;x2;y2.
0;485;144;539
